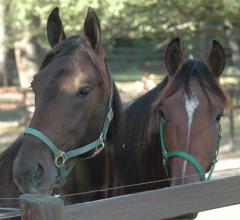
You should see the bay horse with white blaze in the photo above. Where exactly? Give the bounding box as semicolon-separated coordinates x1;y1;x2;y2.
117;38;227;219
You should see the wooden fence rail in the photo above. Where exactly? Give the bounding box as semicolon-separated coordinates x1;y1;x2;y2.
18;174;240;220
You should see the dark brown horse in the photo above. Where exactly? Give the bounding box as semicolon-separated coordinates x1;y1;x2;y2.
117;38;227;219
10;7;122;204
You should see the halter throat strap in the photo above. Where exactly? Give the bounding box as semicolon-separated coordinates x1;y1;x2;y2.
24;80;114;187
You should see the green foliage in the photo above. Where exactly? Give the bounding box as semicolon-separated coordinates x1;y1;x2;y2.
1;0;240;51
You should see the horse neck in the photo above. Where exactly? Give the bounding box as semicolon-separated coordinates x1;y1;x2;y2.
117;81;169;192
0;136;22;199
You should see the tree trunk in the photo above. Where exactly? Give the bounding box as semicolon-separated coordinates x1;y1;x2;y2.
0;0;7;86
228;38;240;68
14;32;37;88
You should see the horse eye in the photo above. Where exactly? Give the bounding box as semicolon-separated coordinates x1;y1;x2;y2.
76;87;91;97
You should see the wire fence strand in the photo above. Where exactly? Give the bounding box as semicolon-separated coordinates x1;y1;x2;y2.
0;212;21;220
0;166;239;201
0;198;19;200
59;166;240;199
0;202;19;208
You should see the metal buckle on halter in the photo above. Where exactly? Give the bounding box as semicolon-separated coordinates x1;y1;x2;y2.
55;151;67;168
163;157;167;165
94;144;105;157
107;108;113;122
162;150;168;165
100;133;105;148
90;133;105;158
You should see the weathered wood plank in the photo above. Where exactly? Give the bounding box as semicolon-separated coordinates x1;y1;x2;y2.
20;194;64;220
64;175;240;220
0;212;21;220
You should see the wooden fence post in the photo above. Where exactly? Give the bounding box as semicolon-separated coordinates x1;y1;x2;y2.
20;194;64;220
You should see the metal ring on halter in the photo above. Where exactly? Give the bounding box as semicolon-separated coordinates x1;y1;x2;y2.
55;151;66;168
100;133;105;146
107;108;113;121
90;134;105;158
94;144;105;156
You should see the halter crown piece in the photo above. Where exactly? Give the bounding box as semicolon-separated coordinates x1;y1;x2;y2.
159;118;221;181
24;80;114;187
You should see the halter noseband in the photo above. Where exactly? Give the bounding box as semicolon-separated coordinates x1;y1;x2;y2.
160;118;221;181
24;81;114;187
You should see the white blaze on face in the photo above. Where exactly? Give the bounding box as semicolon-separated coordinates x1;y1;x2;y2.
182;93;200;178
185;94;199;146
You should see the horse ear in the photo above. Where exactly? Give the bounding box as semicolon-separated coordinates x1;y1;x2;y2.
165;38;184;76
206;40;225;78
47;7;66;48
84;7;101;51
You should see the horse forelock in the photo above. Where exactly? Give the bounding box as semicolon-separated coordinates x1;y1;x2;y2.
153;59;228;109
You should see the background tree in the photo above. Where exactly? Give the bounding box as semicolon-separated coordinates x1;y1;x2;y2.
1;0;240;87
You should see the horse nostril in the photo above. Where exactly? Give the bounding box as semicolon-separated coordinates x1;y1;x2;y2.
32;163;44;182
13;161;45;192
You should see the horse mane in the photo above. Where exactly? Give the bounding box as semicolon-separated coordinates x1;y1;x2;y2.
107;82;122;144
39;36;91;70
154;59;228;107
123;78;167;151
118;78;168;185
0;135;23;198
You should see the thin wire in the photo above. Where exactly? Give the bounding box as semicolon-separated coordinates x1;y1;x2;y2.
59;166;240;198
0;208;20;211
0;200;19;206
0;203;19;208
0;166;237;219
0;208;21;220
0;212;21;219
0;166;239;200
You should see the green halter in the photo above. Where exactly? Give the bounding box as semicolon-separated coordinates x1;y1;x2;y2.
24;81;114;187
159;118;221;181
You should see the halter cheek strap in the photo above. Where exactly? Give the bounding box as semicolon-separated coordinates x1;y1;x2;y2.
160;118;221;181
24;81;114;187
